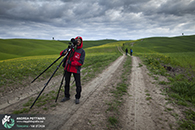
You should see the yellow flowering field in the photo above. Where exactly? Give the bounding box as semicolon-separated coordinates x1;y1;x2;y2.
0;55;64;88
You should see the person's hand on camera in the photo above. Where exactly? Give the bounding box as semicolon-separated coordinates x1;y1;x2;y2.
62;50;67;56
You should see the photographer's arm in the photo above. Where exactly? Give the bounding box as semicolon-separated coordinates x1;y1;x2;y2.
60;49;68;56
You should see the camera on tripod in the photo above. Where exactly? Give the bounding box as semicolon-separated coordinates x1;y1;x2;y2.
69;38;79;48
30;37;80;109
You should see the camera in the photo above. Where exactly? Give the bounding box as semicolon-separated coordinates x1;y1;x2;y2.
70;38;79;46
68;38;78;49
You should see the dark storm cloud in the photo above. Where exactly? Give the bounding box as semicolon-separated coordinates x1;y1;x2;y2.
0;0;194;40
157;0;195;16
0;0;67;22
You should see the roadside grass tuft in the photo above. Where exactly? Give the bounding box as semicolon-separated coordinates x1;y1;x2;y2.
138;63;143;67
179;120;195;130
13;90;58;114
138;54;195;128
108;116;118;126
169;81;195;105
13;108;30;114
159;81;169;85
185;109;195;121
146;97;152;100
146;93;150;96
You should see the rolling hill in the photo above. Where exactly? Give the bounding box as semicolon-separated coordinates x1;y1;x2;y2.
133;35;195;53
123;35;195;71
0;39;117;61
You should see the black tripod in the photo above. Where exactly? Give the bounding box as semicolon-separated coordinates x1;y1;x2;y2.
30;45;75;109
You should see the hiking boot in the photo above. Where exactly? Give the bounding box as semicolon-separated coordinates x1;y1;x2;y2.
75;99;79;104
61;97;70;102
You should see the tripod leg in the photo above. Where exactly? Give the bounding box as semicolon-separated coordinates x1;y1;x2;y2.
30;66;60;109
30;48;71;109
31;55;62;83
55;72;66;102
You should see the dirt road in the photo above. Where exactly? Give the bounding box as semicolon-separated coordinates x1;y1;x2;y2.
0;51;180;129
122;56;181;130
43;54;125;130
45;55;178;130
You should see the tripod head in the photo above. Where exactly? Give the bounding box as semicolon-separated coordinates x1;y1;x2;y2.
68;38;79;49
68;42;77;50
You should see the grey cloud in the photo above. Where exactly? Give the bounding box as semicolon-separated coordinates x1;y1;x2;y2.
157;0;195;16
0;1;67;22
0;0;194;40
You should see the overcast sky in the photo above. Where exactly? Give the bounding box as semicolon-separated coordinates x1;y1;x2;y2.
0;0;195;40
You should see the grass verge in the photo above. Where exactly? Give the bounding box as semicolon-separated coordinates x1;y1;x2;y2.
106;56;132;128
138;54;195;129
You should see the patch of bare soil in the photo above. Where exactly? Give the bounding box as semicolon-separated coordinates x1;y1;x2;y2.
0;74;65;111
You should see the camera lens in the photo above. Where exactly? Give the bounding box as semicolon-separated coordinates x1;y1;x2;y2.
74;39;78;45
71;38;75;43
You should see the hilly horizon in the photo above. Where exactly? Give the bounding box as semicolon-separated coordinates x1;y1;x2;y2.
122;35;195;71
0;34;195;61
0;39;117;61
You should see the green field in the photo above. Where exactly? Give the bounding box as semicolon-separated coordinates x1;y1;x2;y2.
59;39;117;49
1;36;195;91
0;38;123;93
134;35;195;53
123;35;195;71
0;39;67;60
0;39;117;61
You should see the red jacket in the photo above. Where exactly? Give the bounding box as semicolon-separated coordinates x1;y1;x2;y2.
60;36;85;73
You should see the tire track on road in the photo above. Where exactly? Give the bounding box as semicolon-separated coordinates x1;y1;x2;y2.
123;56;179;130
125;56;156;130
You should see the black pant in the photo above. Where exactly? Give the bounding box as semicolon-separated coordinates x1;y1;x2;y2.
64;71;82;99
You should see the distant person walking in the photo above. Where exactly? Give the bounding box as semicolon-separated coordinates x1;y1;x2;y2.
130;49;133;56
126;48;128;55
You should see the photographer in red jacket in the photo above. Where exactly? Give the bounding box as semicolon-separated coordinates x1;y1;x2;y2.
60;36;85;104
